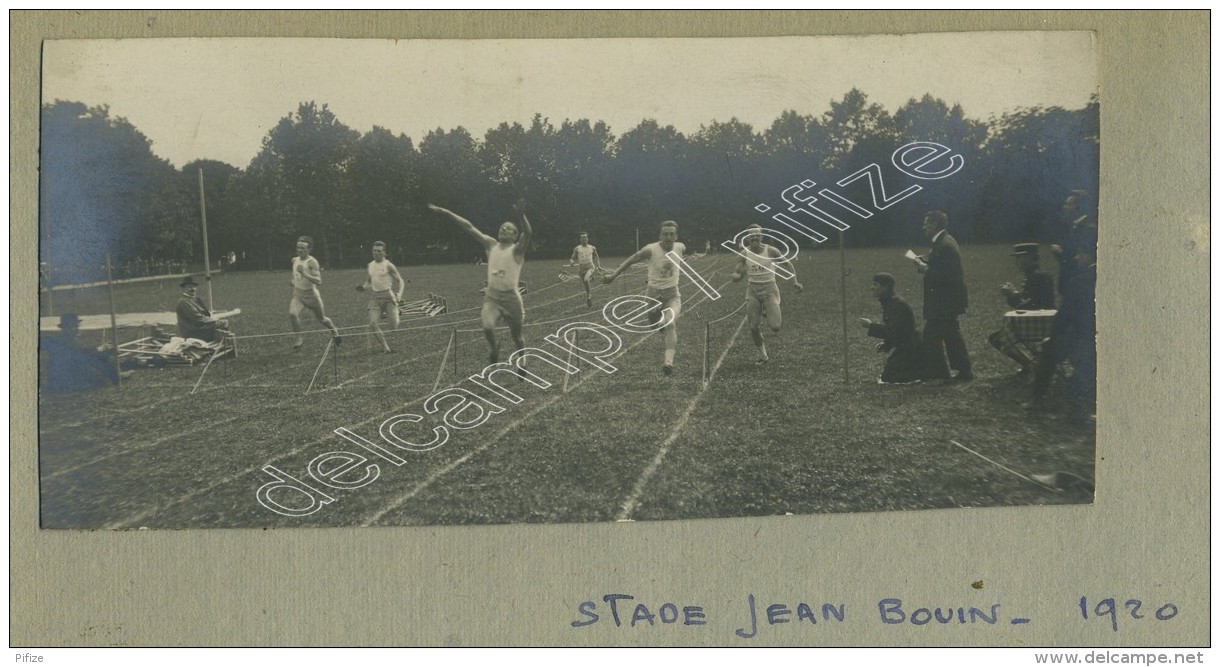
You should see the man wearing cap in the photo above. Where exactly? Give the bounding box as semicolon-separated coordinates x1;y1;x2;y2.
175;276;230;343
1052;190;1097;297
988;243;1056;370
859;273;924;384
913;210;972;381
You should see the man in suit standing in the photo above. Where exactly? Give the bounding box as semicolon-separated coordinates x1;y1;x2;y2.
914;210;972;381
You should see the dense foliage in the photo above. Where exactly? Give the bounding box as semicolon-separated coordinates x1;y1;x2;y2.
40;90;1098;280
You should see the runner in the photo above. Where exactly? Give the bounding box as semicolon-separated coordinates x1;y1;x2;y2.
569;232;602;308
429;201;533;363
603;220;686;376
730;224;802;363
288;236;341;350
355;241;404;354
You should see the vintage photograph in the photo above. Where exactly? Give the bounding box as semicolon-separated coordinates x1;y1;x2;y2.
38;33;1099;530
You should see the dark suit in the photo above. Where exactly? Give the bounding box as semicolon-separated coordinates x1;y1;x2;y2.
989;267;1057;367
40;334;119;393
1005;269;1056;310
176;293;228;342
867;294;924;383
1033;264;1096;406
922;230;971;378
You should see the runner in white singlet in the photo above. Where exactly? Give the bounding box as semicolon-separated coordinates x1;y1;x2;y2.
603;220;686;376
569;232;601;308
429;201;533;363
731;224;802;363
356;241;404;353
288;236;341;350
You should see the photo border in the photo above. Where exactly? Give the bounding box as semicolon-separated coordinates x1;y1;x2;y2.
11;10;1210;647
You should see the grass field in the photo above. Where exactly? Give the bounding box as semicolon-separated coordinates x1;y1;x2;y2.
37;244;1095;529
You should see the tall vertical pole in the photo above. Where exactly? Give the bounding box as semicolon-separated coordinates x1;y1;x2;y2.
635;228;640;252
43;168;53;317
44;273;53;317
106;253;122;389
839;229;849;384
197;168;214;310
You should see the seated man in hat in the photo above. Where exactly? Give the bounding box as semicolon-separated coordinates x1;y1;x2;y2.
175;276;231;343
858;273;925;384
988;243;1056;370
40;313;122;393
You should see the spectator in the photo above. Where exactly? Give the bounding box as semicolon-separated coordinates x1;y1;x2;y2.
988;243;1056;370
913;210;972;381
859;273;924;384
175;276;230;343
1028;226;1097;419
41;313;120;393
1053;190;1097;297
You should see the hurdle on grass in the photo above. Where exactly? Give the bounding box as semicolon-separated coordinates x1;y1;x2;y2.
191;340;233;394
208;269;654;393
303;337;336;395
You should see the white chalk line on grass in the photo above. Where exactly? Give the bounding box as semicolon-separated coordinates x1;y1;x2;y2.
42;333;356;428
948;439;1060;492
37;351;330;437
229;271;588;341
53;283;607;459
79;286;623;519
456;301;638;334
358;385;576;526
102;389;438;529
44;329;474;482
104;290;674;530
615;314;748;521
360;278;739;527
99;273;738;529
43;267;656;436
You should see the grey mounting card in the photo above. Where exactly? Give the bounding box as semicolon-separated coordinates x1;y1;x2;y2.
12;11;1209;648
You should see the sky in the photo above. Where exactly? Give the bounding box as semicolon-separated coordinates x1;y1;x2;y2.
42;33;1098;169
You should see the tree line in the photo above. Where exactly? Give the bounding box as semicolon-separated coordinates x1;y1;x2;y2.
40;90;1098;284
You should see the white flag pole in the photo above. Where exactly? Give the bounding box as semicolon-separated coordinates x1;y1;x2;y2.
197;168;213;310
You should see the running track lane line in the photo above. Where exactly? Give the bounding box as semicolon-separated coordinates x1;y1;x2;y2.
44;331;470;482
359;280;737;527
103;275;736;529
65;287;623;483
615;314;748;521
45;262;682;433
107;291;709;530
